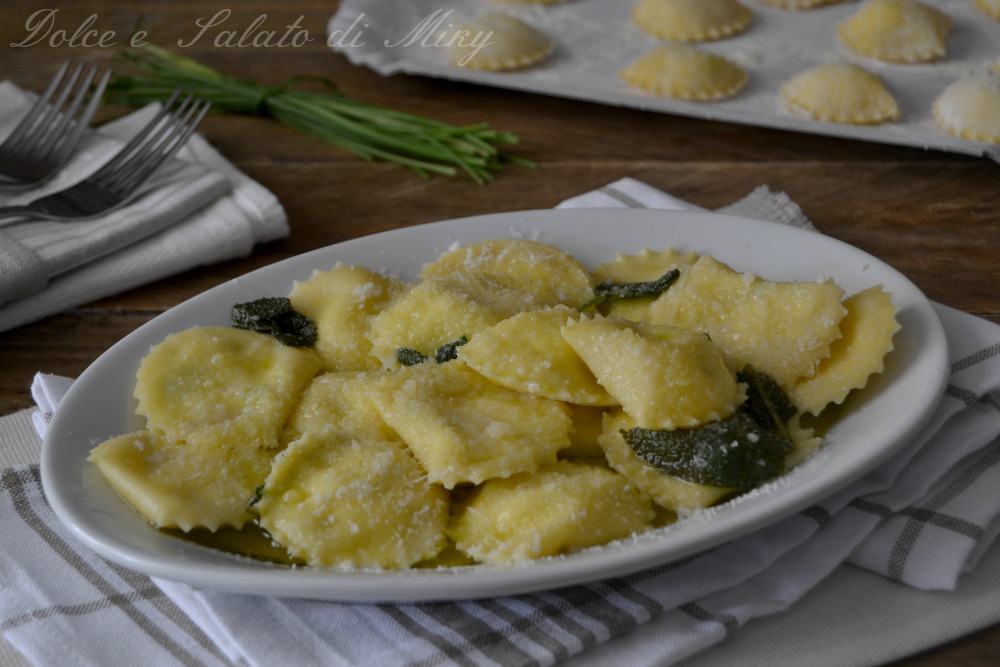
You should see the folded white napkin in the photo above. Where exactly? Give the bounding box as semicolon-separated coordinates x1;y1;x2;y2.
1;179;998;667
0;81;288;331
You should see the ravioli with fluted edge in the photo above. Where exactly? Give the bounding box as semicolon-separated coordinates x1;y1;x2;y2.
632;0;752;42
289;263;404;372
836;0;952;63
89;235;900;570
562;316;745;429
450;460;655;563
647;254;848;389
134;326;321;449
255;428;450;569
421;238;595;312
932;76;1000;145
89;429;276;532
780;63;900;125
367;279;504;368
280;370;397;447
459;305;617;406
370;361;573;488
444;13;553;71
621;43;748;101
789;285;900;415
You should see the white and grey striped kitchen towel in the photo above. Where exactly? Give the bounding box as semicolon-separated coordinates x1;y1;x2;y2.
2;178;999;667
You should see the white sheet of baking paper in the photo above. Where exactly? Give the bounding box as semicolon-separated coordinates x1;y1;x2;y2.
329;0;1000;163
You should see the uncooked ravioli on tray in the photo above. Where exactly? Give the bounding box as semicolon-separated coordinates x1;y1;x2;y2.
329;0;1000;161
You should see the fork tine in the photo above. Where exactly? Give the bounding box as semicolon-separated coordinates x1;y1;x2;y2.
0;90;209;224
35;64;97;156
48;68;111;164
3;61;72;148
24;63;84;147
95;91;195;189
108;98;210;195
117;100;212;190
90;88;183;179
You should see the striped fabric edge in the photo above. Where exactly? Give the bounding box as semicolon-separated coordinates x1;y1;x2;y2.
847;320;1000;587
364;512;833;667
0;465;240;667
848;442;1000;586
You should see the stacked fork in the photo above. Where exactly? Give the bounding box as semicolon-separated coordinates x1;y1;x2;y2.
0;61;110;192
0;67;247;316
0;62;210;225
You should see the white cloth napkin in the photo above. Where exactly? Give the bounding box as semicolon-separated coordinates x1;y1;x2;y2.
2;178;999;667
0;81;289;331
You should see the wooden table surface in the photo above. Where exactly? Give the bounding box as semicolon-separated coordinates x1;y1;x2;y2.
2;1;998;665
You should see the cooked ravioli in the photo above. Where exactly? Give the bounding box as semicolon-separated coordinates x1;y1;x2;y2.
781;62;900;125
632;0;753;42
592;246;700;321
280;371;397;446
91;233;907;569
460;306;617;406
445;13;553;71
976;0;1000;19
289;263;404;372
932;75;1000;145
647;254;847;389
449;460;655;563
134;326;321;449
837;0;952;63
598;411;733;511
89;429;274;532
421;238;594;314
561;316;745;429
367;279;505;368
790;286;899;415
255;429;449;569
370;362;572;488
621;43;748;100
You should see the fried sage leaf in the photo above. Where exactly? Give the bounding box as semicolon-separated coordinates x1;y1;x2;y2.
396;335;469;366
579;268;680;311
396;347;430;366
622;366;796;492
231;297;318;347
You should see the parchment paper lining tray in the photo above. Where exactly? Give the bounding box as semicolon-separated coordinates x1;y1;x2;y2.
329;0;1000;163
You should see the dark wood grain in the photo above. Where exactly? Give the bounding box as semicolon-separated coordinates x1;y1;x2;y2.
1;2;998;664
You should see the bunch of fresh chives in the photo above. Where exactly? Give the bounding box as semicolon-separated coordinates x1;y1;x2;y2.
104;44;531;184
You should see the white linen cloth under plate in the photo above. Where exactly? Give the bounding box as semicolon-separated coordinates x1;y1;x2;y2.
1;178;999;667
0;80;288;332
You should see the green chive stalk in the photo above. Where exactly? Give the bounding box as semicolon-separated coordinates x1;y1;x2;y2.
104;44;531;183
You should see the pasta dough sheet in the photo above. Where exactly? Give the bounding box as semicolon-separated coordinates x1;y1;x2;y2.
329;0;1000;162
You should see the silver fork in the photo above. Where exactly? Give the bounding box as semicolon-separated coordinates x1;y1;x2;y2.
0;89;211;228
0;61;111;192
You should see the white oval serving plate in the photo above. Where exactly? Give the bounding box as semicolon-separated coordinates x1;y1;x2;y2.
41;208;949;602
